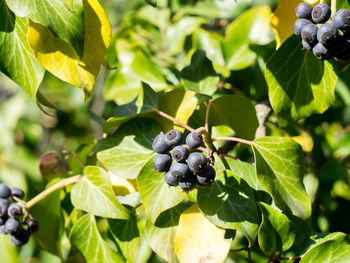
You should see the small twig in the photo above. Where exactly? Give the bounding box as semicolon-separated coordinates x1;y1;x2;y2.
331;0;337;16
205;101;212;133
71;151;85;169
212;137;253;146
154;109;195;132
26;175;83;208
198;146;209;153
280;256;301;261
219;153;241;161
247;247;252;263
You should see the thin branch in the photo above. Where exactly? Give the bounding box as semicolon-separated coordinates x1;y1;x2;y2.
212;137;253;145
71;151;85;169
219;153;241;161
205;101;212;133
26;175;83;208
280;256;302;261
247;247;252;263
198;146;209;153
154;109;195;132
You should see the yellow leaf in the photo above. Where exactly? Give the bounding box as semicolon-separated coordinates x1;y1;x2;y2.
27;0;111;99
109;171;137;196
175;204;231;263
292;131;314;153
271;0;321;48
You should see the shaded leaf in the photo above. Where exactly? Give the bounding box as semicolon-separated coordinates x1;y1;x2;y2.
0;1;44;101
175;204;231;263
266;35;338;123
70;214;125;263
71;166;130;219
301;232;350;255
137;158;186;223
252;137;311;219
97;118;160;179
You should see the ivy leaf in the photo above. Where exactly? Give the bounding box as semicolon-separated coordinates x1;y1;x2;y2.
97;118;160;179
71;166;130;219
0;1;44;101
109;215;140;263
300;240;350;263
104;82;158;133
181;50;219;96
301;232;350;255
252;137;311;219
0;235;19;263
5;0;84;55
197;170;260;243
338;0;350;9
258;202;295;255
222;5;273;70
70;214;125;263
175;204;232;263
27;0;111;99
266;35;338;123
137;159;186;223
145;204;189;263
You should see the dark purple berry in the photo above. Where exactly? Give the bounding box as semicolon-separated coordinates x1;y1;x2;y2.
164;172;179;187
0;225;6;234
333;37;350;60
169;162;190;179
313;42;333;60
295;2;313;19
5;218;20;235
27;219;39;233
187;152;207;173
293;19;313;36
179;173;197;192
11;228;30;246
312;4;331;24
153;154;172;172
165;129;183;147
317;23;338;45
332;9;350;31
0;199;8;217
301;23;318;46
0;184;11;198
11;188;24;199
302;40;312;51
171;146;188;162
152;133;171;154
196;166;216;186
186;132;203;149
8;203;22;218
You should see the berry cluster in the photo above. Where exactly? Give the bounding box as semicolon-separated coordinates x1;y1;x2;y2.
152;129;216;191
0;184;38;246
293;3;350;60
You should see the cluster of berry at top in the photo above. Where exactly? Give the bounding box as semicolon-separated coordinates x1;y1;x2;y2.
0;184;38;246
293;3;350;60
152;129;216;192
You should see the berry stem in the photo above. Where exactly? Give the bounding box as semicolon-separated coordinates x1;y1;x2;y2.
154;109;195;132
212;137;253;145
205;100;212;133
25;175;83;209
331;0;337;16
219;153;240;161
280;256;301;261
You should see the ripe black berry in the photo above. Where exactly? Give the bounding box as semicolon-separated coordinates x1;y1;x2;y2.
302;40;312;51
153;154;172;172
152;134;171;154
164;172;179;186
313;42;333;60
301;23;318;46
27;218;39;233
8;203;22;218
169;162;190;179
5;218;20;235
187;152;208;173
0;184;11;198
293;19;313;36
317;23;338;45
0;198;9;217
295;2;313;19
196;166;216;186
333;37;350;60
11;188;24;199
171;145;188;162
185;132;203;149
0;225;6;234
11;229;30;246
165;129;183;147
179;173;197;192
332;9;350;31
312;4;331;24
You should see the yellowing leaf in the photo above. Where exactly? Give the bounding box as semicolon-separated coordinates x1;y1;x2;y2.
27;0;111;99
175;204;231;263
292;131;314;153
109;171;137;196
271;0;320;48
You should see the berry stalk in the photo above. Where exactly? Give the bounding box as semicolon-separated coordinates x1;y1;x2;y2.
154;109;195;132
331;0;337;16
212;137;253;146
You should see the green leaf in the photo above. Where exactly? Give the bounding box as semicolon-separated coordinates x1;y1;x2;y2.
71;166;130;219
300;240;350;263
70;214;125;263
30;182;64;256
301;232;350;255
0;235;19;263
137;159;186;223
5;0;84;55
252;137;311;219
0;1;45;101
338;0;350;9
258;202;295;255
97;118;160;179
109;215;140;263
197;170;260;243
104;82;158;133
266;35;338;123
181;50;219;96
145;204;189;262
222;5;273;70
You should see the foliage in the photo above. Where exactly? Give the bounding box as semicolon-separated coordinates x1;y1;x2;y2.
0;0;350;262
